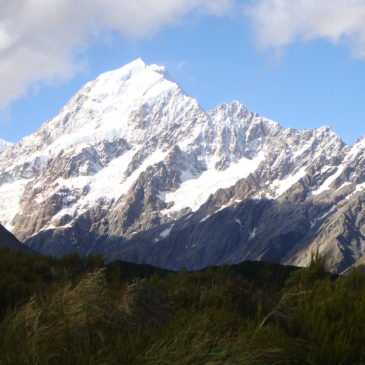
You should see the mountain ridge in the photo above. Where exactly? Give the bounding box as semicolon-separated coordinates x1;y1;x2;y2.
0;59;364;272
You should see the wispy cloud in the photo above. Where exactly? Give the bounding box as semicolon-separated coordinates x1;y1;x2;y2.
0;0;233;106
176;60;187;71
3;0;363;108
246;0;365;56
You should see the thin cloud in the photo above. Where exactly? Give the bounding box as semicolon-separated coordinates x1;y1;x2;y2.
0;0;233;107
176;60;187;71
246;0;365;56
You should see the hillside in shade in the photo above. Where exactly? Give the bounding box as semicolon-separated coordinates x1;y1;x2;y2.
0;224;32;253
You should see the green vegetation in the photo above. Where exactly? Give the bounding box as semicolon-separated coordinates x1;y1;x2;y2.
0;248;364;364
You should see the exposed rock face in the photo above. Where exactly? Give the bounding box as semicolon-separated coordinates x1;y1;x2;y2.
0;58;365;272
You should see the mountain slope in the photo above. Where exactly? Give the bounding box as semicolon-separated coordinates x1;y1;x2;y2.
0;59;365;272
0;223;32;253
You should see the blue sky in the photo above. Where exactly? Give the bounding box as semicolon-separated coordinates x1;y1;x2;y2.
1;0;365;145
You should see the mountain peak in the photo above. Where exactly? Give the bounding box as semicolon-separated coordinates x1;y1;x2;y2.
0;59;192;167
97;58;147;80
128;57;146;67
80;59;178;106
93;58;169;87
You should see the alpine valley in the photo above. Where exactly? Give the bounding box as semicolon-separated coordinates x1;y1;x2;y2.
1;59;365;273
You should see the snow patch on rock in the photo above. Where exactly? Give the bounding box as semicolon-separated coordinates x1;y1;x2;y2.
162;151;265;213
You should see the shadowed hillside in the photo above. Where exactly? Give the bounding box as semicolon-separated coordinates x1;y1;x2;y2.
0;224;33;253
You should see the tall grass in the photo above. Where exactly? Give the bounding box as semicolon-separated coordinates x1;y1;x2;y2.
0;250;365;364
0;268;170;364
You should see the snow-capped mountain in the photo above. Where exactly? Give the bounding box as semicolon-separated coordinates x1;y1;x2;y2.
1;58;365;272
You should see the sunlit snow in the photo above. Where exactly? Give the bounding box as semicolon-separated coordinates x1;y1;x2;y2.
311;165;345;195
270;167;307;197
162;152;265;213
0;179;28;228
48;148;167;226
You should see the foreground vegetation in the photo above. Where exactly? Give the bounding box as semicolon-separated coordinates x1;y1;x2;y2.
0;248;364;364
